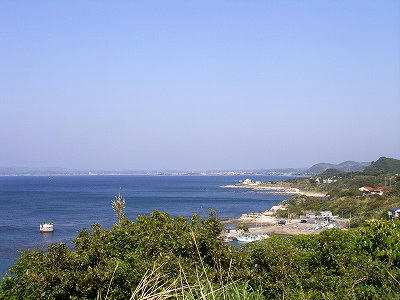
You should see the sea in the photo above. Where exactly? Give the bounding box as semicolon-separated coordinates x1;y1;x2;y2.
0;175;292;277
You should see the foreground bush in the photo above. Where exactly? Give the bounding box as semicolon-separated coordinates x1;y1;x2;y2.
1;212;400;299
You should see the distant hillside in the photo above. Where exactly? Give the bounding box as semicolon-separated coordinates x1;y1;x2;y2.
307;163;334;174
319;168;346;178
363;157;400;174
336;161;372;172
307;161;370;174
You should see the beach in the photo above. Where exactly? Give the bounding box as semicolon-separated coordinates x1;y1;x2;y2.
221;181;326;197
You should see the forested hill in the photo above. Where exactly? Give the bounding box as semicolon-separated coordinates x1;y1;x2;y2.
307;161;370;174
363;157;400;174
307;157;400;175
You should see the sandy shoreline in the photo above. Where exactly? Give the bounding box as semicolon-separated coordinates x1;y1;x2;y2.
221;183;326;197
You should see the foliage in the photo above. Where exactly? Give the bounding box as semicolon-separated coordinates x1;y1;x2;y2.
363;157;400;175
2;212;400;299
358;220;400;266
320;168;346;178
307;161;370;174
286;173;396;193
388;181;400;197
281;164;400;229
281;194;400;227
235;224;249;232
305;156;400;175
274;209;288;218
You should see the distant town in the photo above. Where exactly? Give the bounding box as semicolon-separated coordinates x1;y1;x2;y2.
0;167;308;177
0;160;373;177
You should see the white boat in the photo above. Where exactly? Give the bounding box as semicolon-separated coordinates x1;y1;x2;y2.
236;234;269;243
40;222;54;233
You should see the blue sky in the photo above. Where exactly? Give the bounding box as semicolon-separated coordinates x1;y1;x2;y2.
0;1;399;170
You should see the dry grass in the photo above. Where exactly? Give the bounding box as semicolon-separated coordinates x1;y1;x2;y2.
96;231;264;300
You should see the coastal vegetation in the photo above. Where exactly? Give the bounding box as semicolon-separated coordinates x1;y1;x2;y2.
305;156;400;175
1;208;400;299
279;157;400;227
363;157;400;175
1;157;399;299
306;160;371;174
111;194;126;224
285;171;398;193
278;190;400;228
235;224;249;232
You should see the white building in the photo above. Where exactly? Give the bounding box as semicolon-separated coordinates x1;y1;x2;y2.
388;207;400;220
323;178;337;184
359;186;384;196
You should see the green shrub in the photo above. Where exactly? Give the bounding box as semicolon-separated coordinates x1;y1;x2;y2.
235;224;249;232
1;213;400;299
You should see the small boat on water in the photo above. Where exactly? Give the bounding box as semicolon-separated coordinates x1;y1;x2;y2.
236;234;269;243
40;222;54;233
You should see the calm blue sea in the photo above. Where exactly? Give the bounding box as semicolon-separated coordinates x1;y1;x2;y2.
0;175;291;277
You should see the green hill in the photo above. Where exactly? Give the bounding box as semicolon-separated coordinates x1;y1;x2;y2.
307;163;335;174
363;157;400;174
307;161;370;174
319;168;346;178
336;161;371;172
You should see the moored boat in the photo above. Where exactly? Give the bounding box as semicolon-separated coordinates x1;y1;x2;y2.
236;233;269;243
40;222;54;233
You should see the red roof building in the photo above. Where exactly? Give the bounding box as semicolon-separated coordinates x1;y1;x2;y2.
359;186;384;195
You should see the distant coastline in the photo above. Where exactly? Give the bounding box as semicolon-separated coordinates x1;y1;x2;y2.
0;171;307;177
0;174;304;177
0;159;374;177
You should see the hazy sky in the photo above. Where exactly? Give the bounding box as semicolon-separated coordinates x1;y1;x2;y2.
1;1;399;170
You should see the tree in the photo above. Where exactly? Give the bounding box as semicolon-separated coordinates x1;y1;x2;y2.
235;224;249;232
112;193;125;224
